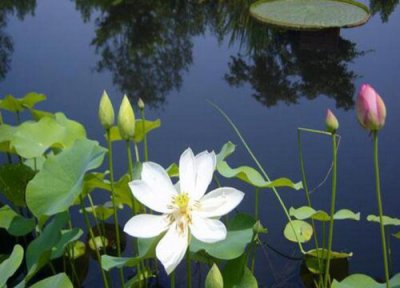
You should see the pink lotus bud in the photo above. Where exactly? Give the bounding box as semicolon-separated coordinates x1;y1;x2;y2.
325;109;339;133
356;84;386;131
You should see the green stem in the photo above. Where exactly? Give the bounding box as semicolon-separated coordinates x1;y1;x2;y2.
126;140;138;215
140;109;149;161
186;251;192;288
297;127;333;136
80;196;109;288
170;271;176;288
324;133;338;287
297;129;323;277
254;188;259;220
107;130;125;287
134;143;141;163
373;131;390;288
210;101;304;253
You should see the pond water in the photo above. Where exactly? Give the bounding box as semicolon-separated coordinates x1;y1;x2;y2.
1;0;400;287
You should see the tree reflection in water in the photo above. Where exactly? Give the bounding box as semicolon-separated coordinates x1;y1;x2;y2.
0;0;36;81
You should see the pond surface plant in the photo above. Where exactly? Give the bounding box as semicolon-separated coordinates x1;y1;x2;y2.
0;87;399;288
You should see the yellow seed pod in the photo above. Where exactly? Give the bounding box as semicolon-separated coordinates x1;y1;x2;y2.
98;90;115;130
118;95;135;140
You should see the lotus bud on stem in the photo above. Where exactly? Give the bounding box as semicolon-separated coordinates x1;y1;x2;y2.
356;83;390;288
118;95;136;140
325;109;339;133
98;90;115;130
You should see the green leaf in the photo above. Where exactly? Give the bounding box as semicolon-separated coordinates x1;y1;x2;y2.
331;273;400;288
289;207;360;222
166;163;179;178
393;231;400;240
223;256;258;288
26;212;69;279
367;215;400;226
0;93;46;113
28;273;73;288
51;228;83;260
249;0;370;30
304;248;352;274
30;109;53;121
284;220;313;243
334;209;360;221
190;214;255;260
205;264;224;288
106;119;160;143
21;93;46;109
125;268;154;287
0;163;35;207
83;204;115;221
26;139;107;217
101;236;160;271
0;124;16;153
0;245;24;287
11;113;86;159
0;205;35;236
216;142;302;190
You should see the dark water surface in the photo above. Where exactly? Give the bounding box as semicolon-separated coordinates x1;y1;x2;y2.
1;0;400;286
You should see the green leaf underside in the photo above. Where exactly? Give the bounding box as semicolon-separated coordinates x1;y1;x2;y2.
0;245;24;287
217;142;302;190
101;235;160;271
26;139;106;217
206;264;224;288
106;119;160;143
331;273;400;288
190;214;255;260
0;163;35;207
250;0;370;30
284;220;313;243
290;206;360;221
29;273;73;288
367;214;400;226
0;205;35;236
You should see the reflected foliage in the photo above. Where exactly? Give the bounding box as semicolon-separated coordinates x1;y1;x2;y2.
0;0;36;81
369;0;399;23
75;0;220;107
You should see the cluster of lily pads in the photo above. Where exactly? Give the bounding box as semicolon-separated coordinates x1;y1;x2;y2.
0;85;398;288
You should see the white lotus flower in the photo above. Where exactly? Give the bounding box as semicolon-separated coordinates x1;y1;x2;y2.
124;148;244;274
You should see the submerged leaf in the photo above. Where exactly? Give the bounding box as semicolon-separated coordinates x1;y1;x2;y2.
26;139;107;217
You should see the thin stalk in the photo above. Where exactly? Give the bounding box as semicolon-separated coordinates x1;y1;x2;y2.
298;127;333;136
324;133;338;288
126;140;138;215
87;194;107;247
386;228;393;276
210;101;304;253
373;132;390;288
134;143;141;163
79;196;109;288
254;188;259;220
297;129;322;277
107;130;125;287
140;109;149;161
67;220;80;285
186;252;192;288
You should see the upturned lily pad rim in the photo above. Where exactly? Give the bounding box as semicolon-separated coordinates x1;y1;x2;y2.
249;0;370;31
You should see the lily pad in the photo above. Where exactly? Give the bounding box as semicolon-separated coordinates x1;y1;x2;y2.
250;0;370;30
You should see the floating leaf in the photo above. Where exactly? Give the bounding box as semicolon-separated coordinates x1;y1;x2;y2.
331;273;400;288
190;213;255;260
83;204;115;221
26;139;107;217
0;245;24;287
206;264;224;288
216;142;302;190
106;119;160;143
249;0;370;30
290;207;360;222
29;273;73;288
0;205;35;236
367;215;400;226
284;220;313;243
0;163;35;207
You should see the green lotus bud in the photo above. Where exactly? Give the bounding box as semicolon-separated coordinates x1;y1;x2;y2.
98;90;114;129
138;98;145;110
325;109;339;133
118;95;135;140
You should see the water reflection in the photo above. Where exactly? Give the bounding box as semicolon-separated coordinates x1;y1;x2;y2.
0;0;36;81
219;0;365;109
74;0;219;107
370;0;399;22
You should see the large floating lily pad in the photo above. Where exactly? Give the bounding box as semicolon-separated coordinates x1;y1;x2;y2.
250;0;370;30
